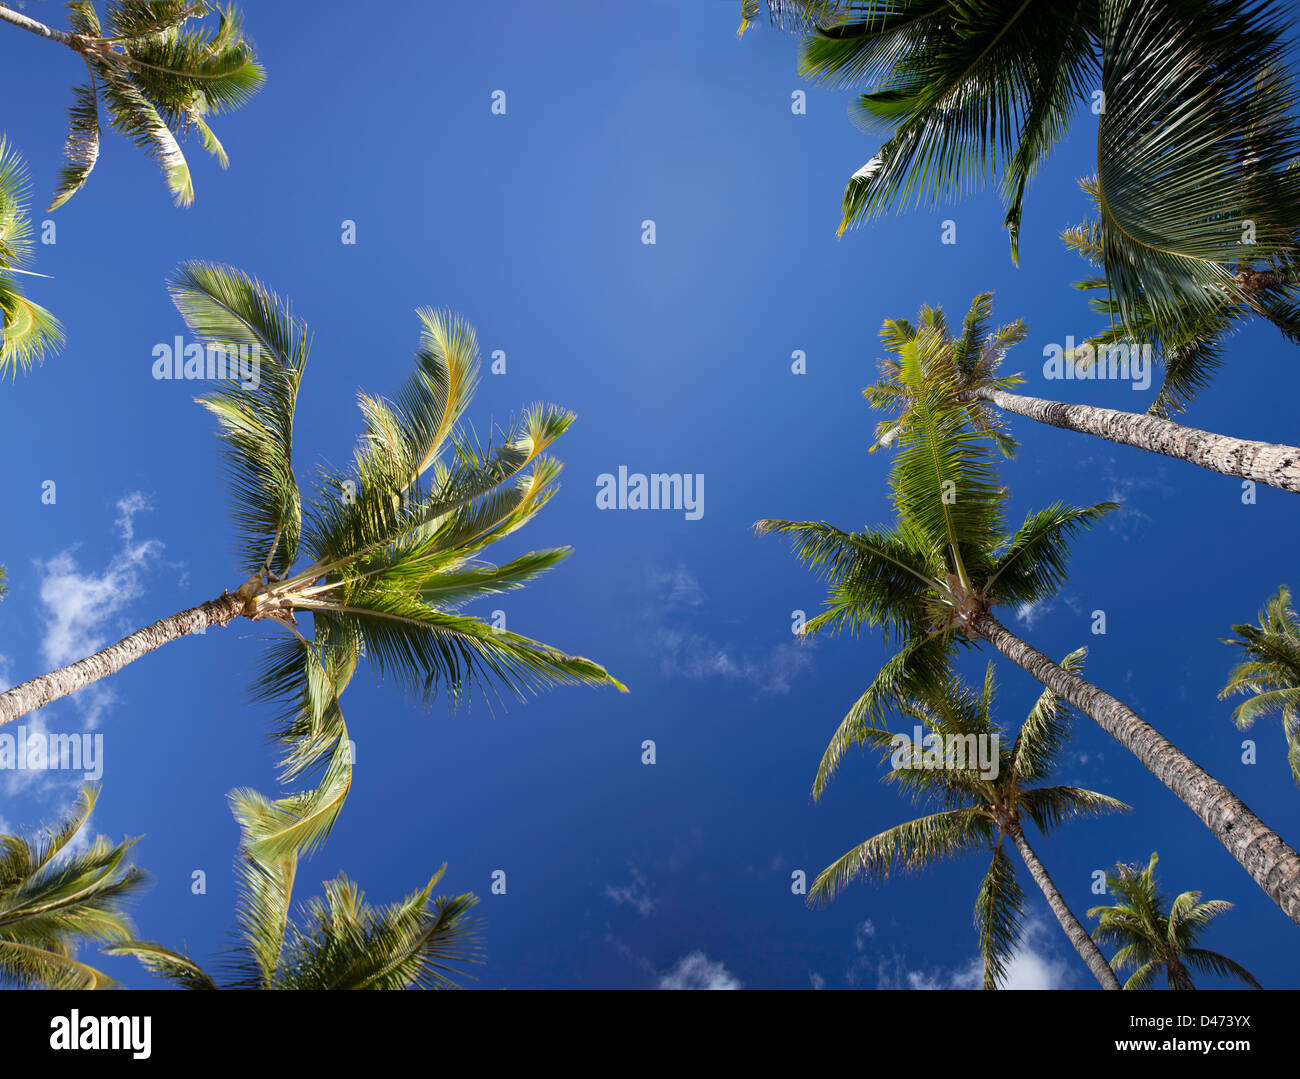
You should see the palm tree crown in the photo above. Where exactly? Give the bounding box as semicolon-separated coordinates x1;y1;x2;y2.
0;785;147;989
810;650;1128;988
745;0;1300;351
759;320;1115;797
865;291;1024;458
1089;853;1260;989
0;138;62;378
0;1;264;209
180;262;625;856
0;262;625;857
1220;585;1300;785
108;786;480;989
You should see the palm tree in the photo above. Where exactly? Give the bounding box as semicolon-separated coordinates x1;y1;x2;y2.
0;1;264;208
0;137;61;378
1220;585;1300;785
757;321;1300;924
810;651;1127;989
107;785;481;989
866;293;1300;494
0;785;146;989
1088;853;1260;989
743;1;1300;351
1063;180;1300;418
0;263;624;842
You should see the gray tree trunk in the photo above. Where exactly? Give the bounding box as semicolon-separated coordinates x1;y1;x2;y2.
973;386;1300;494
0;5;78;46
0;593;244;726
974;612;1300;926
1009;824;1121;990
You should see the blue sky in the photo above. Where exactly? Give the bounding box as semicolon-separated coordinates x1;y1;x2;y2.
1;0;1298;990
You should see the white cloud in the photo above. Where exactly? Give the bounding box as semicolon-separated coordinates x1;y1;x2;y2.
809;971;826;990
1016;600;1053;630
659;951;741;990
870;919;1073;990
36;493;162;729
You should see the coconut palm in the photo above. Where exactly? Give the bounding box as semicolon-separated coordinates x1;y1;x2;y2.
810;650;1127;989
742;1;1300;345
107;785;481;989
1220;585;1300;785
1088;853;1260;989
0;138;62;378
0;1;264;209
0;263;624;844
1063;180;1300;418
757;321;1300;923
0;785;146;989
866;293;1300;493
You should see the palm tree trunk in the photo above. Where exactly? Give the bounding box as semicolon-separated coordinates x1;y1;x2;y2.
971;386;1300;494
973;612;1300;926
0;593;245;726
0;5;78;46
1007;824;1121;990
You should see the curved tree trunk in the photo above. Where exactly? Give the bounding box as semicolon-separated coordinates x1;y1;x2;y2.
0;5;78;46
0;593;244;727
972;386;1300;494
1008;824;1121;990
973;612;1300;927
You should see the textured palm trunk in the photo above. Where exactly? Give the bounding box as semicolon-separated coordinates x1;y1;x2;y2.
1008;824;1121;990
0;5;78;46
1168;957;1196;991
0;593;244;726
972;386;1300;493
974;612;1300;926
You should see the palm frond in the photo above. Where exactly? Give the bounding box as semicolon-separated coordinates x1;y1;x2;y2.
169;261;306;577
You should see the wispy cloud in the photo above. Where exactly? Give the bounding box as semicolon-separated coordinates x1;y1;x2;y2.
645;565;813;695
866;918;1073;990
604;864;656;917
854;919;876;951
1016;599;1054;630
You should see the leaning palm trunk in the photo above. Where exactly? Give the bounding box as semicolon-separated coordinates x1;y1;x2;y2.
1008;824;1120;990
970;386;1300;494
0;593;244;726
974;612;1300;926
0;5;78;46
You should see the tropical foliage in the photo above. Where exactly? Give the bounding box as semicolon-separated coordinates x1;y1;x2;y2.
108;786;481;989
0;786;146;989
1221;585;1300;785
0;263;625;856
758;318;1300;923
0;138;62;378
862;294;1300;495
1089;853;1260;989
809;651;1128;989
742;0;1300;402
0;1;264;208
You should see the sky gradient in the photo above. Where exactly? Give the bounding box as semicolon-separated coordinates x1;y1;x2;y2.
1;0;1298;990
